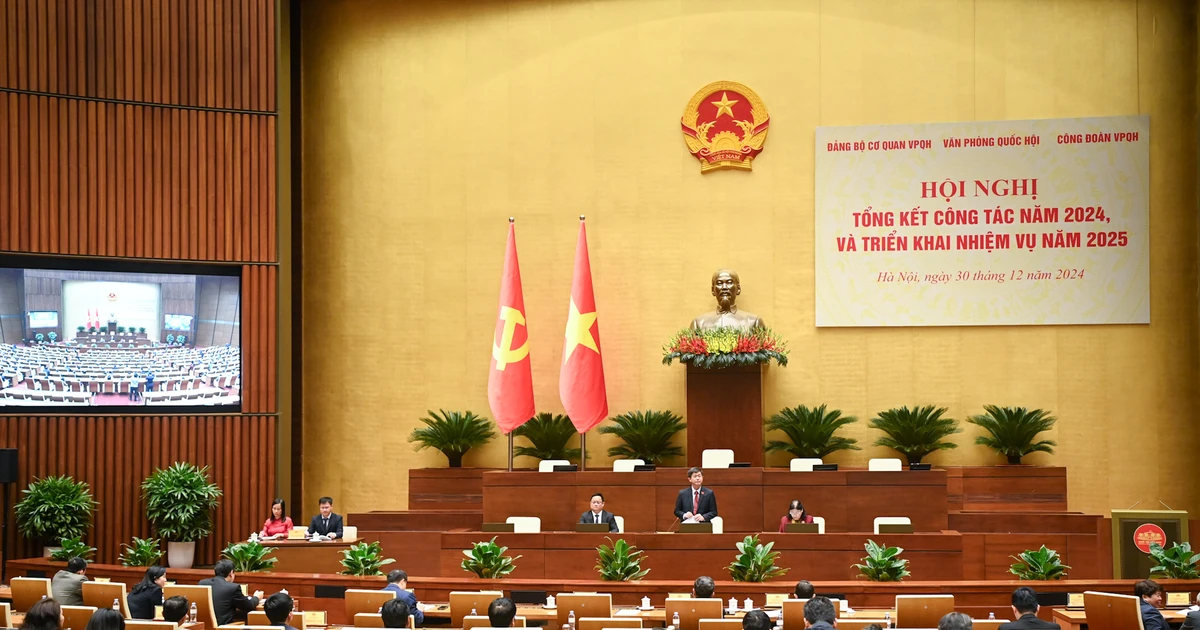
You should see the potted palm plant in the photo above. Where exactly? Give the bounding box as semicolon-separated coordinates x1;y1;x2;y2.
513;413;582;465
598;410;685;465
968;405;1057;464
408;410;497;467
14;475;99;556
141;463;222;568
764;404;860;461
868;405;961;465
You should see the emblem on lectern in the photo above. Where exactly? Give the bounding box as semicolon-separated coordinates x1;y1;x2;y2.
681;81;770;172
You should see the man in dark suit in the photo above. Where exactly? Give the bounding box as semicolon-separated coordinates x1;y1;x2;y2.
1137;579;1169;630
199;559;263;625
579;492;619;532
1179;593;1200;630
308;496;344;539
999;586;1060;629
264;592;299;630
383;569;424;626
674;467;718;523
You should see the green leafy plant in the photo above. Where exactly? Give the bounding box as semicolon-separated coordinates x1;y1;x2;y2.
141;463;223;542
663;326;789;368
853;539;910;581
968;405;1057;464
869;405;961;464
725;534;788;582
222;541;277;573
1148;542;1200;579
598;410;685;465
340;541;395;576
77;326;85;332
88;326;96;333
1009;545;1070;580
764;404;861;459
117;326;126;333
461;537;521;579
15;475;99;543
34;333;44;342
49;536;97;562
513;413;582;463
408;410;498;467
119;537;164;567
595;537;650;581
139;327;146;333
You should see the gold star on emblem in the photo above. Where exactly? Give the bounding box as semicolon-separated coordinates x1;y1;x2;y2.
563;298;599;362
710;92;739;118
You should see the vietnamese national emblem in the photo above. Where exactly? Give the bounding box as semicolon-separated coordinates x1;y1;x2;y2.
681;81;770;173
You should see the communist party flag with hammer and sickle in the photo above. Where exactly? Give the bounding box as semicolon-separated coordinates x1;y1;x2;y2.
560;219;608;432
488;220;536;434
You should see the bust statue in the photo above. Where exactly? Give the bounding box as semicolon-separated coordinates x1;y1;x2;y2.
690;268;765;331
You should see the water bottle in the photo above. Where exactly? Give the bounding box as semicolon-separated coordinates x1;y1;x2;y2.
189;602;198;623
470;608;477;616
672;611;681;629
568;610;576;630
988;612;995;620
883;612;891;628
112;599;120;611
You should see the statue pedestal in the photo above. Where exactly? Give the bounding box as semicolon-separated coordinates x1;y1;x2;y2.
685;364;763;467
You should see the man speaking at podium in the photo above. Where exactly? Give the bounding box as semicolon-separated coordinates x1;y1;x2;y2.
674;467;718;523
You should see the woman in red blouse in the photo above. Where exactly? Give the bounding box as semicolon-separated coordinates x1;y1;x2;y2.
778;499;814;532
260;498;294;539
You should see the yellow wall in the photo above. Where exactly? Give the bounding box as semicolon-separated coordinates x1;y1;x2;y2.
300;0;1198;518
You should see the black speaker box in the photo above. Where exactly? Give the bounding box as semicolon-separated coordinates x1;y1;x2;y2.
0;449;17;484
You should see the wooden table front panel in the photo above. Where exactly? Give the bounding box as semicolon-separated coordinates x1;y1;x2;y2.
262;540;353;574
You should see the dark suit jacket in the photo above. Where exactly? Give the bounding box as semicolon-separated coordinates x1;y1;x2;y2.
579;510;619;533
998;613;1061;629
1141;600;1169;630
1179;609;1200;630
198;576;260;625
127;585;164;620
309;512;345;538
674;486;718;521
383;583;424;626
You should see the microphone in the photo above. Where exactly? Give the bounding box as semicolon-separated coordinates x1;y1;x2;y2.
665;516;681;534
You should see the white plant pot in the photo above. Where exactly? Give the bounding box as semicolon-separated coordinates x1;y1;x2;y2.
167;541;196;569
43;546;61;558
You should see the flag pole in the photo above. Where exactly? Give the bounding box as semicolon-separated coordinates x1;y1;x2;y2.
580;432;587;471
507;432;514;472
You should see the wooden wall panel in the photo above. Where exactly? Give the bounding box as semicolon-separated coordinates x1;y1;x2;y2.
0;415;277;565
241;265;276;413
0;0;276;112
0;93;276;262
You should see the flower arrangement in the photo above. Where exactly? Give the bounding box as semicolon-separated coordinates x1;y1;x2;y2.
662;326;788;369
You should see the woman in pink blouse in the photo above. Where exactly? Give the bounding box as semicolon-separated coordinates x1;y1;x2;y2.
260;498;294;539
778;499;815;532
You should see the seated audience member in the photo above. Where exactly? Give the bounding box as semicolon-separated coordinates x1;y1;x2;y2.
793;580;815;600
487;597;517;629
162;596;190;624
802;596;836;630
692;576;716;599
308;496;344;539
84;609;126;630
265;592;298;630
381;599;411;629
863;625;883;630
51;557;88;605
260;498;294;540
1136;579;1168;630
127;566;168;619
779;499;815;532
1181;593;1200;630
939;612;972;630
199;559;265;625
22;598;63;630
383;570;424;626
999;586;1060;629
579;493;619;532
742;610;772;630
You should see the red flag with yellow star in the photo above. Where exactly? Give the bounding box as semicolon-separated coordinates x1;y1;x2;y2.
560;219;608;432
488;221;536;434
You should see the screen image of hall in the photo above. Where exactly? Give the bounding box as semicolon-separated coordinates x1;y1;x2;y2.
0;268;241;408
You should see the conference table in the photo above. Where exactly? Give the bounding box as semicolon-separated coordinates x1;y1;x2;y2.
420;603;900;624
1050;606;1191;629
262;539;355;574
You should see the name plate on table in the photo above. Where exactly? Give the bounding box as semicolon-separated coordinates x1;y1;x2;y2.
877;523;913;534
1067;593;1085;609
483;522;516;532
765;594;788;607
784;523;820;533
1167;592;1191;607
303;611;328;625
288;528;308;539
576;523;611;533
679;523;713;533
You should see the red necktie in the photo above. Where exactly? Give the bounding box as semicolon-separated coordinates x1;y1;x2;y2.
693;490;699;514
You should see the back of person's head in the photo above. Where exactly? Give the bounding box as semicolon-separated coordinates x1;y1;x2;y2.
264;593;294;625
793;580;814;599
162;596;189;624
23;598;62;630
84;608;126;630
693;575;715;598
938;612;972;630
387;569;408;585
1011;586;1039;614
213;559;235;578
1135;579;1162;598
862;625;883;630
802;596;836;624
381;599;410;628
487;597;516;628
67;557;88;573
741;610;771;630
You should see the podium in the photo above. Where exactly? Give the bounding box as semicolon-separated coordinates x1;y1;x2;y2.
685;364;763;467
1110;509;1190;578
